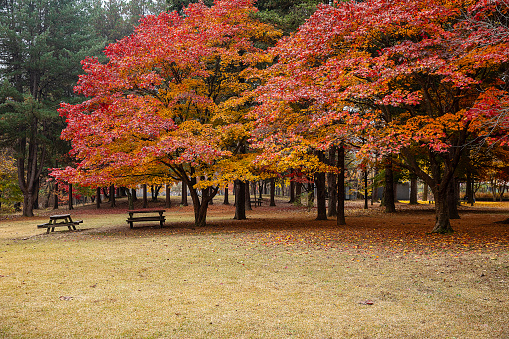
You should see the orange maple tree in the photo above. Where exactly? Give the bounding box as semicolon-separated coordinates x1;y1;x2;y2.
252;0;509;233
52;0;280;226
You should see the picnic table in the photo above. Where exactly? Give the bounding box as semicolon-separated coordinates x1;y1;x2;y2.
250;198;263;207
127;209;166;228
37;214;83;234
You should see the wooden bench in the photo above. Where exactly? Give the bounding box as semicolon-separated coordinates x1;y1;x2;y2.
38;214;83;234
127;209;165;228
250;198;262;207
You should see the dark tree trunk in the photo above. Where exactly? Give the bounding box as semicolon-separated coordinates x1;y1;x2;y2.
53;182;59;210
17;131;45;217
364;168;369;209
165;184;171;208
126;189;134;210
245;180;252;210
337;144;346;225
448;177;460;219
423;183;428;202
410;174;418;204
270;178;276;206
289;180;295;203
466;171;474;206
68;183;73;210
432;186;453;233
306;182;314;211
193;201;208;227
110;185;116;208
96;187;101;209
327;172;337;216
223;186;230;205
142;184;148;208
315;151;327;220
131;188;137;201
183;173;218;227
328;146;337;216
383;155;396;213
33;176;39;210
181;181;188;206
208;187;214;205
372;159;379;204
295;182;302;205
234;180;246;220
315;171;327;220
259;181;263;199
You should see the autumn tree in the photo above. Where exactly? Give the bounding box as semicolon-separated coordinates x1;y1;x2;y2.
252;0;509;233
53;0;280;227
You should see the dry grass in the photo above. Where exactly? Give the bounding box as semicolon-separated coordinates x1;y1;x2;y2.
0;200;508;338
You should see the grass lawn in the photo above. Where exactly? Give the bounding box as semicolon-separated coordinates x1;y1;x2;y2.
0;199;508;338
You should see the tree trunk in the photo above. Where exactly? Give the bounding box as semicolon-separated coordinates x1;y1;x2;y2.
110;185;116;208
96;187;101;209
245;180;252;210
383;155;396;213
306;182;314;211
53;182;59;210
315;171;327;220
181;181;188;206
234;180;246;220
410;174;418;204
269;178;276;206
183;174;217;227
208;187;214;205
17;132;45;217
295;182;302;205
193;201;208;227
448;177;460;219
372;160;379;204
315;151;327;220
432;188;453;233
142;184;148;208
223;186;230;205
126;189;134;210
364;168;369;209
165;184;171;208
33;176;40;210
337;144;346;225
22;193;35;217
423;183;428;202
328;146;337;217
289;180;295;203
68;183;73;210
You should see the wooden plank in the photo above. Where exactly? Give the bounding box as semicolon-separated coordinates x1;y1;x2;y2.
127;217;166;222
127;209;165;213
49;214;71;219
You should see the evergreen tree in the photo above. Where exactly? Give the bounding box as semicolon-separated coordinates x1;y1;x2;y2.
0;0;102;216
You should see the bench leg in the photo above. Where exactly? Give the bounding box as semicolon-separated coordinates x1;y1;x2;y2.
129;222;133;229
46;228;51;234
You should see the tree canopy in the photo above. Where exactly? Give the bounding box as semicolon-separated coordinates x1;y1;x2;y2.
52;0;280;226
